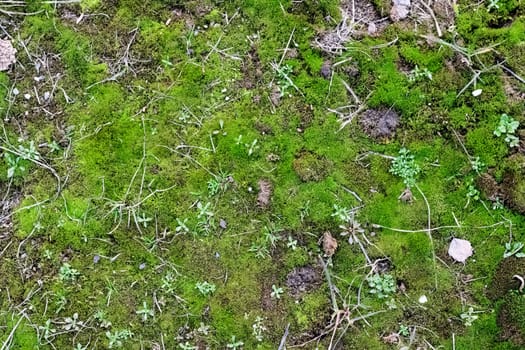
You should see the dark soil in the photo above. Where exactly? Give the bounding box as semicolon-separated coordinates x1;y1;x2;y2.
498;292;525;345
487;257;525;301
286;265;321;298
359;108;400;140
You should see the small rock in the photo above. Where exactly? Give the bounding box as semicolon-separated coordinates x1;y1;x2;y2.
139;262;146;270
398;188;414;203
472;89;482;97
93;255;100;264
320;61;331;79
219;219;227;229
390;0;411;21
448;238;473;263
367;22;377;36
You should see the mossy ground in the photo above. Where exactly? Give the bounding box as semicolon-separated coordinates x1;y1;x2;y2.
0;0;524;349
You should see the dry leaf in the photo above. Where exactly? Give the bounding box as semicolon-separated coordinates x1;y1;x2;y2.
0;38;16;71
257;179;272;207
322;231;338;257
382;333;400;344
448;238;473;263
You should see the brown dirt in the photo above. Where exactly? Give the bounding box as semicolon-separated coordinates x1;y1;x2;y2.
359;107;400;140
476;172;502;202
497;292;525;345
0;188;21;238
487;257;525;301
501;155;525;214
286;265;321;298
240;47;263;90
314;0;388;54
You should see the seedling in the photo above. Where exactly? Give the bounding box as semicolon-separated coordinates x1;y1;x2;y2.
399;325;410;337
106;329;134;348
263;223;282;247
503;242;525;258
332;204;353;223
275;64;294;97
226;335;244;349
252;316;267;342
38;319;56;341
494;113;520;148
460;307;479;326
62;313;84;331
161;272;178;294
135;301;154;322
178;343;197;350
487;0;500;11
408;66;433;82
249;242;270;259
196;281;216;296
287;236;298;250
389;148;420;188
270;285;284;299
59;263;80;282
366;274;396;299
94;310;112;329
470;156;485;173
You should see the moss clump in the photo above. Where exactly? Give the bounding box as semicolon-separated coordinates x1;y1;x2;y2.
501;155;525;214
487;257;525;301
498;292;525;345
292;151;332;182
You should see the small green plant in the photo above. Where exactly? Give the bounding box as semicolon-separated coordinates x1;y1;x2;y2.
74;343;88;350
226;335;244;350
286;236;298;250
175;218;190;234
504;242;525;258
398;324;410;337
207;171;232;196
161;272;178;294
94;310;112;329
59;263;80;282
470;156;485;173
196;281;216;296
494;113;520;147
408;66;432;82
135;301;154;322
106;329;134;348
38;319;56;341
275;64;294;97
389;148;420;188
235;135;260;156
252;316;267;342
299;200;311;222
487;0;499;11
62;313;84;331
249;242;270;259
460;307;479;326
136;213;153;228
270;285;284;299
178;343;197;350
367;274;396;299
464;178;480;208
263;223;282;247
331;204;352;223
